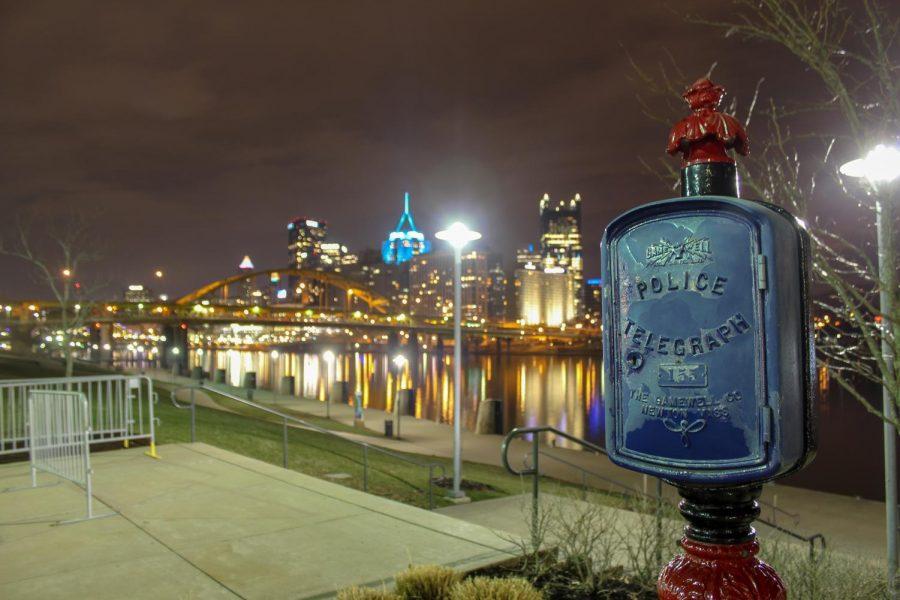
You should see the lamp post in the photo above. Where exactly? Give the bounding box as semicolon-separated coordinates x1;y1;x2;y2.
841;144;900;593
392;353;408;437
322;350;335;418
436;222;481;499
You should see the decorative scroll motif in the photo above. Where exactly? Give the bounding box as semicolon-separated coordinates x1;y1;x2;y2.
663;418;707;447
645;237;712;267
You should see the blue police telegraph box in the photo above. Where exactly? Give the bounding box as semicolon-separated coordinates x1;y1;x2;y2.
601;195;816;485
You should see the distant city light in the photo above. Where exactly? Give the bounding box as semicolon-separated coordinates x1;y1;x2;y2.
435;222;481;249
61;268;72;277
238;255;255;270
171;347;180;355
392;354;407;368
840;144;900;183
159;294;168;301
270;350;279;359
322;350;335;363
155;269;164;278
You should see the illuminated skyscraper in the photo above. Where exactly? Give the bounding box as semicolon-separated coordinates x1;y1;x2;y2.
288;218;327;269
515;267;575;326
382;192;430;265
584;278;602;321
486;263;509;321
538;193;583;312
409;251;490;321
320;243;358;273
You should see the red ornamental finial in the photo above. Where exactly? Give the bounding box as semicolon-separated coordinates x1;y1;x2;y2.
667;78;749;168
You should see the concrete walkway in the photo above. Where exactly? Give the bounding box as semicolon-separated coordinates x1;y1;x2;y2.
0;443;517;599
152;371;889;560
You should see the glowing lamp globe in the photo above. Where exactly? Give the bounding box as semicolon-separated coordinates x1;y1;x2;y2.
840;144;900;184
436;222;481;249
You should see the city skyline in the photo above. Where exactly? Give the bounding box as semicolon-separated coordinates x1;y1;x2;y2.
0;1;826;299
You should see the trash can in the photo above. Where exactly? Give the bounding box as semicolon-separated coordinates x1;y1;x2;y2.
280;375;296;396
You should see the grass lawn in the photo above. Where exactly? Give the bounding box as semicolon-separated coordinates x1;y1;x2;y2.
153;378;595;509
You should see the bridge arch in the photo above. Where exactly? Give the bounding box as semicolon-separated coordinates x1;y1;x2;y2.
175;268;394;314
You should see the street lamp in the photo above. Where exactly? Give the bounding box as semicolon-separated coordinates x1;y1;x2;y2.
392;353;407;370
841;143;900;588
436;221;481;499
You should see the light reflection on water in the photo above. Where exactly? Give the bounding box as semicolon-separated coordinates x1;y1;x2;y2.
189;348;604;449
117;348;889;499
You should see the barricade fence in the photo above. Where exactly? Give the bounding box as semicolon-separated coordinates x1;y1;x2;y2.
0;375;157;457
29;390;96;519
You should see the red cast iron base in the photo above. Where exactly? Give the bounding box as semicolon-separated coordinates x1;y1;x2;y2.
658;538;785;600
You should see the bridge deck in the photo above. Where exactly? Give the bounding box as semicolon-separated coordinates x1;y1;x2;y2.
0;443;517;599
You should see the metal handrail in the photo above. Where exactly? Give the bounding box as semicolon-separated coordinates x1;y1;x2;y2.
501;425;826;559
166;383;445;508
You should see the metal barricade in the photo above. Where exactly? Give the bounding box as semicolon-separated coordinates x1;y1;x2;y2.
0;375;158;458
28;390;112;521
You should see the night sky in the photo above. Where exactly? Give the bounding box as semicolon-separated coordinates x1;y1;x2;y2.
0;1;813;298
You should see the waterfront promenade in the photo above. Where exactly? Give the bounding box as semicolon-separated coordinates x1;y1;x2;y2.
154;370;888;559
0;443;516;599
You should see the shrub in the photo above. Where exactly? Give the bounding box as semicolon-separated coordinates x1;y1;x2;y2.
337;586;400;600
394;565;461;600
450;576;543;600
760;539;887;600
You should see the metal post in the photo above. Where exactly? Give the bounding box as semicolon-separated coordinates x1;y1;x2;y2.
531;435;540;550
451;245;464;499
282;418;289;469
363;444;369;492
876;193;898;595
326;365;331;420
189;387;196;443
655;477;664;567
83;399;93;520
428;465;434;509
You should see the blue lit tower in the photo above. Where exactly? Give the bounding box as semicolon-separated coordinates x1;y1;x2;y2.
382;192;431;264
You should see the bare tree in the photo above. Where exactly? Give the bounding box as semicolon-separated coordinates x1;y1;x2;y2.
635;0;900;428
0;210;104;377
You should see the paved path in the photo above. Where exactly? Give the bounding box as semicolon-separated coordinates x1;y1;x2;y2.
151;371;889;560
0;443;517;599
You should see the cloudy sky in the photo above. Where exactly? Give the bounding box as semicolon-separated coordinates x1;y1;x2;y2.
0;1;815;297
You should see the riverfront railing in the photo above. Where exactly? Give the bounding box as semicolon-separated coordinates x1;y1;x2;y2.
167;383;445;509
501;425;826;559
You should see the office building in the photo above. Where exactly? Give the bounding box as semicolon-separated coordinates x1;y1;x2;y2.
382;192;431;265
539;193;583;312
516;267;576;326
409;251;490;321
584;278;602;321
288;218;327;269
486;263;509;321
